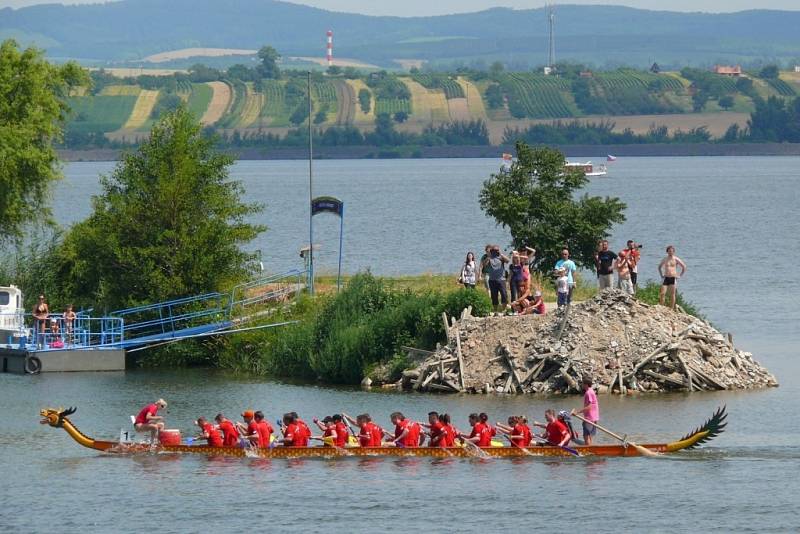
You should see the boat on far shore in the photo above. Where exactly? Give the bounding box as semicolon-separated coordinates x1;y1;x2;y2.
500;154;609;177
565;161;608;177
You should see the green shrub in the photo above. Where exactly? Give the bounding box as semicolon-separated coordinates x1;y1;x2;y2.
635;281;704;319
220;272;488;384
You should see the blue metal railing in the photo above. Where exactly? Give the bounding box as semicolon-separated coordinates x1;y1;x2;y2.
0;268;310;352
1;312;124;351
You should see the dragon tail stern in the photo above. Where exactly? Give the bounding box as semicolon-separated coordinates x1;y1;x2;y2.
666;405;728;452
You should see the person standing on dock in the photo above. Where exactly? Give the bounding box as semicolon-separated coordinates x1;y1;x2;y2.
32;295;49;348
554;249;577;303
658;245;687;310
595;240;617;290
134;398;167;443
572;378;600;445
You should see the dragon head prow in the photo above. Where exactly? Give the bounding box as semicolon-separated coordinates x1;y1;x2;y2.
40;407;76;427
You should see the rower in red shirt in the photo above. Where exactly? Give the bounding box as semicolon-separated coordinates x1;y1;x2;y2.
332;414;349;447
214;413;241;447
346;413;384;447
194;416;223;447
388;412;421;447
277;413;302;447
292;412;311;447
497;415;532;448
237;410;260;447
533;409;571;447
424;411;447;447
462;413;493;447
254;411;273;448
313;416;339;447
440;413;456;447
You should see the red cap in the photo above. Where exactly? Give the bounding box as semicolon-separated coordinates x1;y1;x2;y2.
242;410;255;418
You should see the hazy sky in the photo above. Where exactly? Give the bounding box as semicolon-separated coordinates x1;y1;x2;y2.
1;0;798;16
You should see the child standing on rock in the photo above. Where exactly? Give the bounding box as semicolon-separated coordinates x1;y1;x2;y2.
556;268;569;307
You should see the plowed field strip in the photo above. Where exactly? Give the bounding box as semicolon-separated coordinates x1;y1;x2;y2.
458;77;488;119
123;89;159;129
201;81;232;126
238;84;264;127
333;79;355;125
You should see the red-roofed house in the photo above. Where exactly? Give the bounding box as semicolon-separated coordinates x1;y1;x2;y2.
713;65;742;77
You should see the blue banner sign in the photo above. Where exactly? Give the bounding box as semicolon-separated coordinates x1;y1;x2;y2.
311;196;343;217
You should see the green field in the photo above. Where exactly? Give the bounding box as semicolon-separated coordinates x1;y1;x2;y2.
66;95;138;133
375;98;412;115
186;83;213;120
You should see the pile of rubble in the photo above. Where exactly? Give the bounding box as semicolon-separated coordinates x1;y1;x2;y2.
399;290;778;395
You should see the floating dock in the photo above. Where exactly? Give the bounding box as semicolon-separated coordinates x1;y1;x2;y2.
1;269;305;374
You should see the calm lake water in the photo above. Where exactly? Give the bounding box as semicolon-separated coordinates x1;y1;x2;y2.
1;157;798;532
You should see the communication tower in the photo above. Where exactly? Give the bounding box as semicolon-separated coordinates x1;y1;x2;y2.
327;30;333;67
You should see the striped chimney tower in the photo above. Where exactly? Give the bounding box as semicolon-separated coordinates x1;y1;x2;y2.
326;30;333;67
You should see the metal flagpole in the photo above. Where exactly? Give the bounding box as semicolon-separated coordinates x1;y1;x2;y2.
337;202;344;291
307;71;314;295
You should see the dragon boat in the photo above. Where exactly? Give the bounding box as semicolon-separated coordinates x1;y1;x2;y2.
40;406;726;459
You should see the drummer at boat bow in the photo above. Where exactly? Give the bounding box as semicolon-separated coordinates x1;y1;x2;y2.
134;398;167;442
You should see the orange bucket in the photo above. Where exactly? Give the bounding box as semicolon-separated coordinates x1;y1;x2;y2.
159;429;181;446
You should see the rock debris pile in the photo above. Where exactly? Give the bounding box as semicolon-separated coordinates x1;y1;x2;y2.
400;290;778;395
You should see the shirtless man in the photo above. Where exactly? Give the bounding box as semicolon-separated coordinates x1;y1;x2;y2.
658;245;687;309
615;250;634;296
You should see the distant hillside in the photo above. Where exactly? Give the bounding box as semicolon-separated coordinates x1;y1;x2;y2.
2;1;800;67
61;67;800;147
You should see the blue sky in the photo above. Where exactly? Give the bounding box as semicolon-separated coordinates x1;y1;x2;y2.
1;0;798;16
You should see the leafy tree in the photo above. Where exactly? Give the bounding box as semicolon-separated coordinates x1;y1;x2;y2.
150;93;183;118
290;103;310;125
226;64;256;81
358;88;371;113
718;95;735;111
759;64;780;79
257;46;281;79
326;65;341;76
393;111;409;123
489;61;505;78
57;106;264;309
0;39;89;243
313;107;328;124
736;76;756;97
485;83;504;109
479;142;626;272
188;63;221;82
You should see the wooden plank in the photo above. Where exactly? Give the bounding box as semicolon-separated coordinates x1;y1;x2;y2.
521;357;547;385
454;328;466;391
688;364;728;390
442;313;451;344
422;371;438;388
643;369;687;388
502;346;524;389
617;357;626;395
401;345;436;355
674;351;694;392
